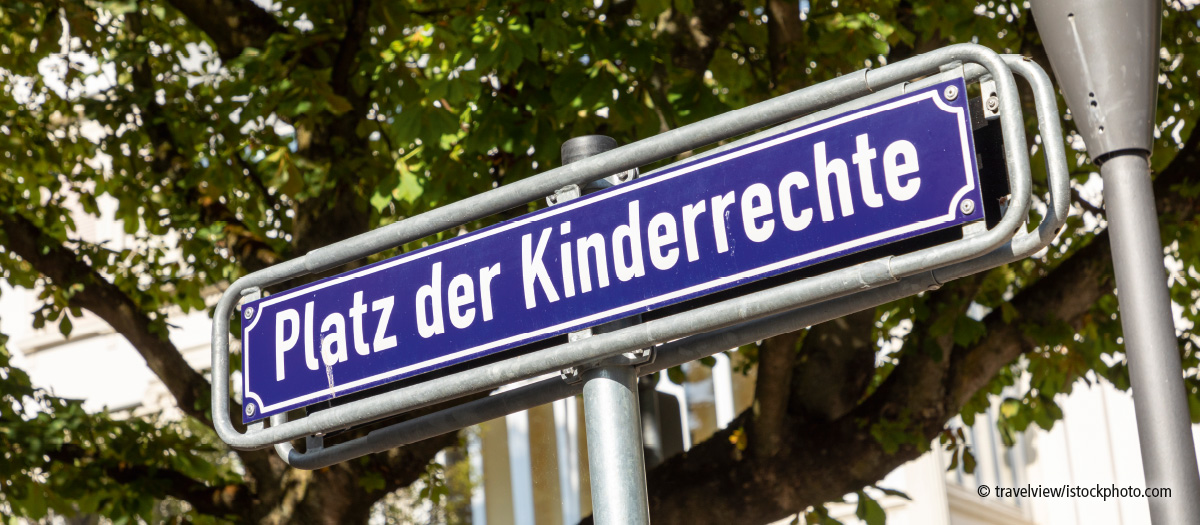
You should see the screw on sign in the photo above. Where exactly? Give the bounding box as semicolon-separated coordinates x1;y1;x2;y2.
960;198;975;216
943;85;959;101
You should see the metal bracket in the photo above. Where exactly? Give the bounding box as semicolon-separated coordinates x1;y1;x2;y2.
553;147;651;385
560;346;655;385
610;167;639;184
546;184;581;206
306;434;324;452
560;329;593;383
962;221;989;238
238;287;262;319
939;60;964;73
981;79;1000;120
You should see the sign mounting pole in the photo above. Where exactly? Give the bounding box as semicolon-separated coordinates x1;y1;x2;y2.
1033;2;1200;522
557;135;652;525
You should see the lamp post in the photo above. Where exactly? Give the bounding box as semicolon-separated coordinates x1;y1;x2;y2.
1032;2;1200;522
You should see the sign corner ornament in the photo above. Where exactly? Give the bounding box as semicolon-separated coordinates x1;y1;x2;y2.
240;77;982;422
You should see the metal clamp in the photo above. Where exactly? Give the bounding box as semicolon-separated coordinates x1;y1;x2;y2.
981;79;1000;120
546;184;581;205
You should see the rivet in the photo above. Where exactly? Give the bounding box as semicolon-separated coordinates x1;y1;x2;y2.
960;199;976;215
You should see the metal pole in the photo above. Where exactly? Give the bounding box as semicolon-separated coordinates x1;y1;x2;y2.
1031;3;1200;521
1101;153;1200;523
559;135;652;524
583;365;652;524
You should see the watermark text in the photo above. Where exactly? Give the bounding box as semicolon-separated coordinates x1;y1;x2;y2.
976;484;1171;501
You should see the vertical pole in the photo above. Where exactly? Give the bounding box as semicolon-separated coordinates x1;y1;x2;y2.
1101;153;1200;524
1031;3;1200;520
583;366;652;524
558;135;652;525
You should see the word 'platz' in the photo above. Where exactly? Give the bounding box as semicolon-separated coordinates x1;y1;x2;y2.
240;80;981;421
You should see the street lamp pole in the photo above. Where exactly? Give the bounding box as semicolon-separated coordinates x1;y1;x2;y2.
1032;2;1200;522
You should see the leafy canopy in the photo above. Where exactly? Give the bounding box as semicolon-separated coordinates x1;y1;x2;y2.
0;0;1198;523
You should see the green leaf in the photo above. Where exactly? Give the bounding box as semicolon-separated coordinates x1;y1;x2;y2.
999;301;1019;324
874;485;911;501
855;491;886;525
323;93;354;116
393;164;424;204
953;316;987;347
667;365;687;385
58;315;72;338
370;189;393;212
101;0;138;15
999;397;1021;419
962;448;977;474
358;472;386;492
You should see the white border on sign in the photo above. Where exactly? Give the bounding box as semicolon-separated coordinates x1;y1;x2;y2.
243;87;977;415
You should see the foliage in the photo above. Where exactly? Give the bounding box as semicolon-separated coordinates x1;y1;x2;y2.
0;0;1198;523
0;334;240;522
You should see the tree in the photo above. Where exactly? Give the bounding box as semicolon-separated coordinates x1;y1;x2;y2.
0;0;1197;523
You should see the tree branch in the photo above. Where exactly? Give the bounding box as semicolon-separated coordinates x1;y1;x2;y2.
789;309;877;422
751;332;799;459
162;0;286;61
125;18;284;275
0;208;285;515
0;211;211;423
1071;186;1106;216
330;0;372;104
48;444;253;520
669;0;744;75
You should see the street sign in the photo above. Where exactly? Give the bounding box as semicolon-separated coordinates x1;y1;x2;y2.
240;77;982;422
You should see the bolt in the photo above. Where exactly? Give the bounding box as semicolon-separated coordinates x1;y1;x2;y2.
560;367;582;383
245;403;256;417
244;306;255;319
943;85;959;101
623;347;652;362
985;94;999;112
960;198;976;215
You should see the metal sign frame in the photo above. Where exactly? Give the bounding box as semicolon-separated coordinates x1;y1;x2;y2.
240;76;986;423
212;46;1064;467
263;55;1068;473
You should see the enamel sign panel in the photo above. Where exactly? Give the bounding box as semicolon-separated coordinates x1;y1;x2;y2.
241;78;982;422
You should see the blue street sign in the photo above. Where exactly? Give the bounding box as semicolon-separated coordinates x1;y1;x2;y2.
240;78;982;422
